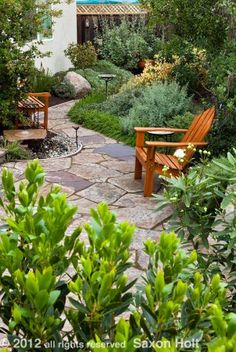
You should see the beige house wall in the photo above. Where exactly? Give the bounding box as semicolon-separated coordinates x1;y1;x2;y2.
35;0;77;74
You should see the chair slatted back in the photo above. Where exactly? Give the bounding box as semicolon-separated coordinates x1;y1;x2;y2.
182;107;215;143
180;107;216;166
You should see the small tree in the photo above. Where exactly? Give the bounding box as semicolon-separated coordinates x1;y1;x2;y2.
0;0;70;128
141;0;235;51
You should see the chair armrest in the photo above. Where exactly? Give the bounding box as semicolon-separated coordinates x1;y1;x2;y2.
135;127;188;133
145;141;208;147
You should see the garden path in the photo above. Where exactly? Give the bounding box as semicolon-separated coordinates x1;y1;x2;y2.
2;101;172;277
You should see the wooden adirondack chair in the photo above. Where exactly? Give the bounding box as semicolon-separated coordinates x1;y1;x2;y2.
134;107;216;196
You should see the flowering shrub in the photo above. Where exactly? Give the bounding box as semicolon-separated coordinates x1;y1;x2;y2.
132;55;179;86
125;45;208;94
172;47;209;93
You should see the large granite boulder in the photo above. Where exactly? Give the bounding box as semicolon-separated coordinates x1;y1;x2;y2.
63;71;91;98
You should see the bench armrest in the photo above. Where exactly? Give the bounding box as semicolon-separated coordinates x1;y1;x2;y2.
28;92;51;98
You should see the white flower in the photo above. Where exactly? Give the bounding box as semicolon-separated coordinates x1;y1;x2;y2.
174;149;186;159
162;165;170;173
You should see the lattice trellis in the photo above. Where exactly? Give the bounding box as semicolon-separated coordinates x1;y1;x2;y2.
77;3;147;15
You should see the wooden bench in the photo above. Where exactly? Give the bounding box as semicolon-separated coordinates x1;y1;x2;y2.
16;92;51;130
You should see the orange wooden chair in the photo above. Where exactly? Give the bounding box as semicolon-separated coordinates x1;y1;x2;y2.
134;107;216;196
17;92;51;130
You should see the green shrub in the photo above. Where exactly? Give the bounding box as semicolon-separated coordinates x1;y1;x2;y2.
155;149;236;307
102;85;143;117
122;82;191;134
52;81;76;99
132;232;227;349
67;204;135;344
5;141;31;161
53;70;67;82
168;111;194;129
31;68;60;93
64;41;97;69
208;108;236;156
98;21;152;70
0;161;135;345
207;46;236;155
76;60;132;95
153;38;209;95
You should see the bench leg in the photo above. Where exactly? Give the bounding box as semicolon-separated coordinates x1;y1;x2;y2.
134;156;142;179
144;168;154;197
44;109;48;130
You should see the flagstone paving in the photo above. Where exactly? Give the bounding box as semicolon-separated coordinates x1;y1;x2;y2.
1;101;172;275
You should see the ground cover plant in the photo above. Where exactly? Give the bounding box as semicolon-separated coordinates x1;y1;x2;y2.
0;160;236;351
68;91;136;146
69;80;193;145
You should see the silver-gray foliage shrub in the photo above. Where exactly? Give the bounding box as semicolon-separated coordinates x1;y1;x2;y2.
122;82;191;134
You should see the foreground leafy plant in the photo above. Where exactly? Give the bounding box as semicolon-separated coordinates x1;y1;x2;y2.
156;150;236;308
0;161;136;349
130;232;227;350
66;203;135;343
0;160;78;345
0;160;235;351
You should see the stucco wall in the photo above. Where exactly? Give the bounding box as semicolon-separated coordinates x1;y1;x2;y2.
35;0;77;74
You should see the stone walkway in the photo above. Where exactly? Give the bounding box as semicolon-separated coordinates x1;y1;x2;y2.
2;101;172;277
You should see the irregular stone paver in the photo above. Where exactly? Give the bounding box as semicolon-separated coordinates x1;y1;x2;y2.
67;197;97;215
79;134;106;145
46;171;92;192
108;174;144;193
100;159;134;173
40;157;72;171
69;163;122;182
109;173;162;193
72;151;105;164
114;193;156;209
77;183;126;205
95;143;135;158
15;157;71;172
76;127;100;137
113;205;172;230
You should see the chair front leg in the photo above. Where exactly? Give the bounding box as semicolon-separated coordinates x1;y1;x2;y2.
134;156;142;179
144;167;154;196
144;145;156;197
